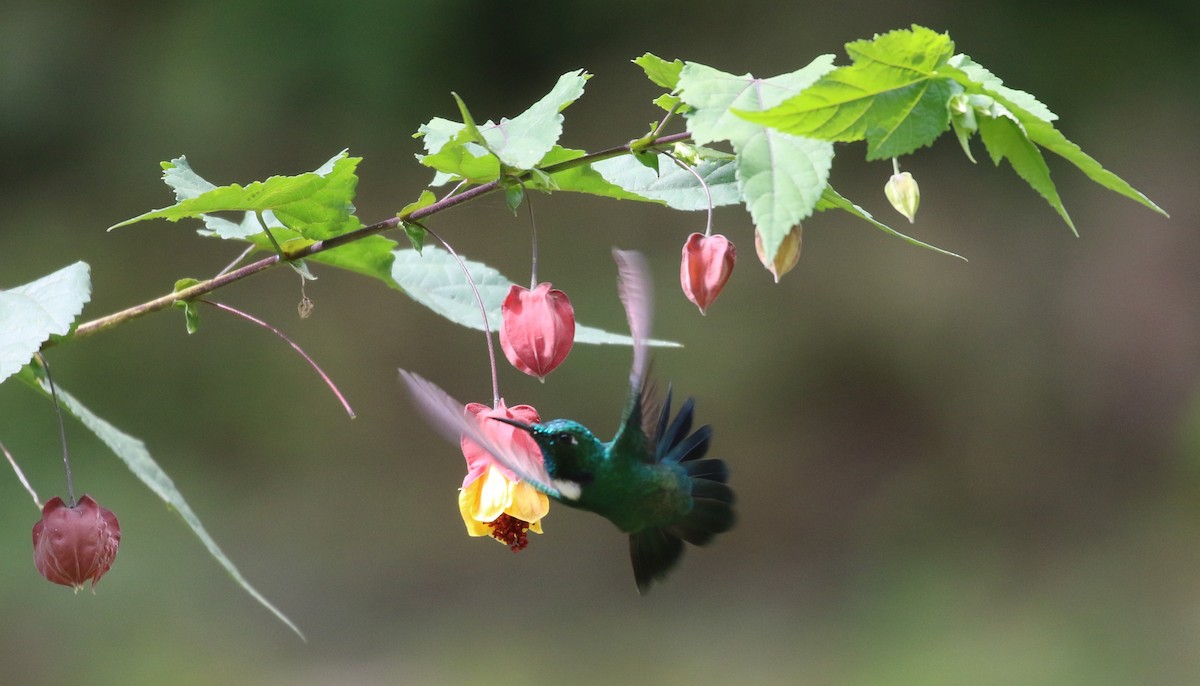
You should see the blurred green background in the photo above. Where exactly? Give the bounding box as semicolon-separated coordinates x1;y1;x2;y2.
1;1;1197;684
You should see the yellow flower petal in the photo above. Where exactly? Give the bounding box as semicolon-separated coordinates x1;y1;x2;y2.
472;465;515;522
508;480;550;525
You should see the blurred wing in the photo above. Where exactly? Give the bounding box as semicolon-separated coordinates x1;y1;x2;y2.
398;369;560;498
613;248;652;391
610;249;657;463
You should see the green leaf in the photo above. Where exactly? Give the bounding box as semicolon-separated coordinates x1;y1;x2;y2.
591;154;742;210
237;227;398;286
948;54;1057;123
111;151;362;241
18;368;303;639
816;186;964;260
634;53;684;90
416;71;590;174
740;25;957;159
173;278;202;334
944;54;1165;219
398;190;437;219
1023;118;1166;217
678;57;836;147
419;138;501;185
404;223;426;254
0;262;91;384
389;247;680;348
736;130;834;260
537;146;670;203
977;113;1075;233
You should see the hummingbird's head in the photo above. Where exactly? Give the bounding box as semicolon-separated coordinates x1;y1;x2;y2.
492;417;600;492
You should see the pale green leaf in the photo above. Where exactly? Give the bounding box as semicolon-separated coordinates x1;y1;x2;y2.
479;70;590;170
390;248;679;347
0;262;91;384
677;57;836;146
736;130;834;260
591;154;741;210
18;369;303;639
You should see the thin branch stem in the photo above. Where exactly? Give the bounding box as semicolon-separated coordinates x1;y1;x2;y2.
35;353;75;506
198;300;356;419
69;132;693;342
1;441;43;510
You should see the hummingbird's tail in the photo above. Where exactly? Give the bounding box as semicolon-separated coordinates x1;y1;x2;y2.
630;391;735;593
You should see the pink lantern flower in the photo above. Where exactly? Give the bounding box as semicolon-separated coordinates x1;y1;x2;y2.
680;232;736;314
499;283;575;380
32;494;121;591
459;400;550;550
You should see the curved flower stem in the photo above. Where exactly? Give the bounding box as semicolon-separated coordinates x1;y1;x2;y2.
1;440;43;510
892;157;901;175
69;132;694;342
668;154;714;236
35;352;75;506
524;183;539;288
197;300;356;419
420;224;502;406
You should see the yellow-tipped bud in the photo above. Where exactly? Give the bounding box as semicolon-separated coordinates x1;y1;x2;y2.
755;225;802;283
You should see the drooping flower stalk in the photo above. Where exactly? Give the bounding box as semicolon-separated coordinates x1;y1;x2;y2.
421;223;501;407
198;300;355;418
35;353;74;507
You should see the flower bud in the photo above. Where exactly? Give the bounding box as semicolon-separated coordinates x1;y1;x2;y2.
32;495;121;591
680;233;736;314
885;171;920;223
499;283;575;380
755;225;802;283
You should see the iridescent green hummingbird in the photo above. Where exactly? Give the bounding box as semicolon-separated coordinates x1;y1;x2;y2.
401;249;735;592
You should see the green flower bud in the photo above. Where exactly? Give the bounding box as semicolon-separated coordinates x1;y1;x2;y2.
884;171;920;224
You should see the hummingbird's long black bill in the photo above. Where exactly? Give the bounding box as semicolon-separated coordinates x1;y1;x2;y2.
490;416;537;433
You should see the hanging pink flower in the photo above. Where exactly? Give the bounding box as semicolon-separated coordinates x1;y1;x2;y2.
499;283;575;380
32;494;121;591
459;400;550;550
680;232;736;314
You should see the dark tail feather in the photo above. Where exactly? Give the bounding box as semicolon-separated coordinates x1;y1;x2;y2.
630;527;685;593
683;458;728;482
633;393;734;593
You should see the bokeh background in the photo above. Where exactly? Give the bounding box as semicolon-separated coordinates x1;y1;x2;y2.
1;1;1197;684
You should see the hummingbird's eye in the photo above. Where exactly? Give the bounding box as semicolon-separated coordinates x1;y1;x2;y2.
556;432;577;447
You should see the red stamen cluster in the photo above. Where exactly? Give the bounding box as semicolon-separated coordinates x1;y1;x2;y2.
488;513;532;552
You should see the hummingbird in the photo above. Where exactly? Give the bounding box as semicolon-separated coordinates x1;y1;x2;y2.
400;249;734;592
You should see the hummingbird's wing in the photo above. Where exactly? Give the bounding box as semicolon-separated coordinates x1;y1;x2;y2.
399;369;562;499
609;249;657;464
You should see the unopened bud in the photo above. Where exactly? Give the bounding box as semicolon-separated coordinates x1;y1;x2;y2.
680;233;736;314
33;495;121;591
885;171;920;223
499;283;575;380
755;225;801;283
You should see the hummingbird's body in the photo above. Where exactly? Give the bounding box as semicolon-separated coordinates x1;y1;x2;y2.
402;249;735;591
